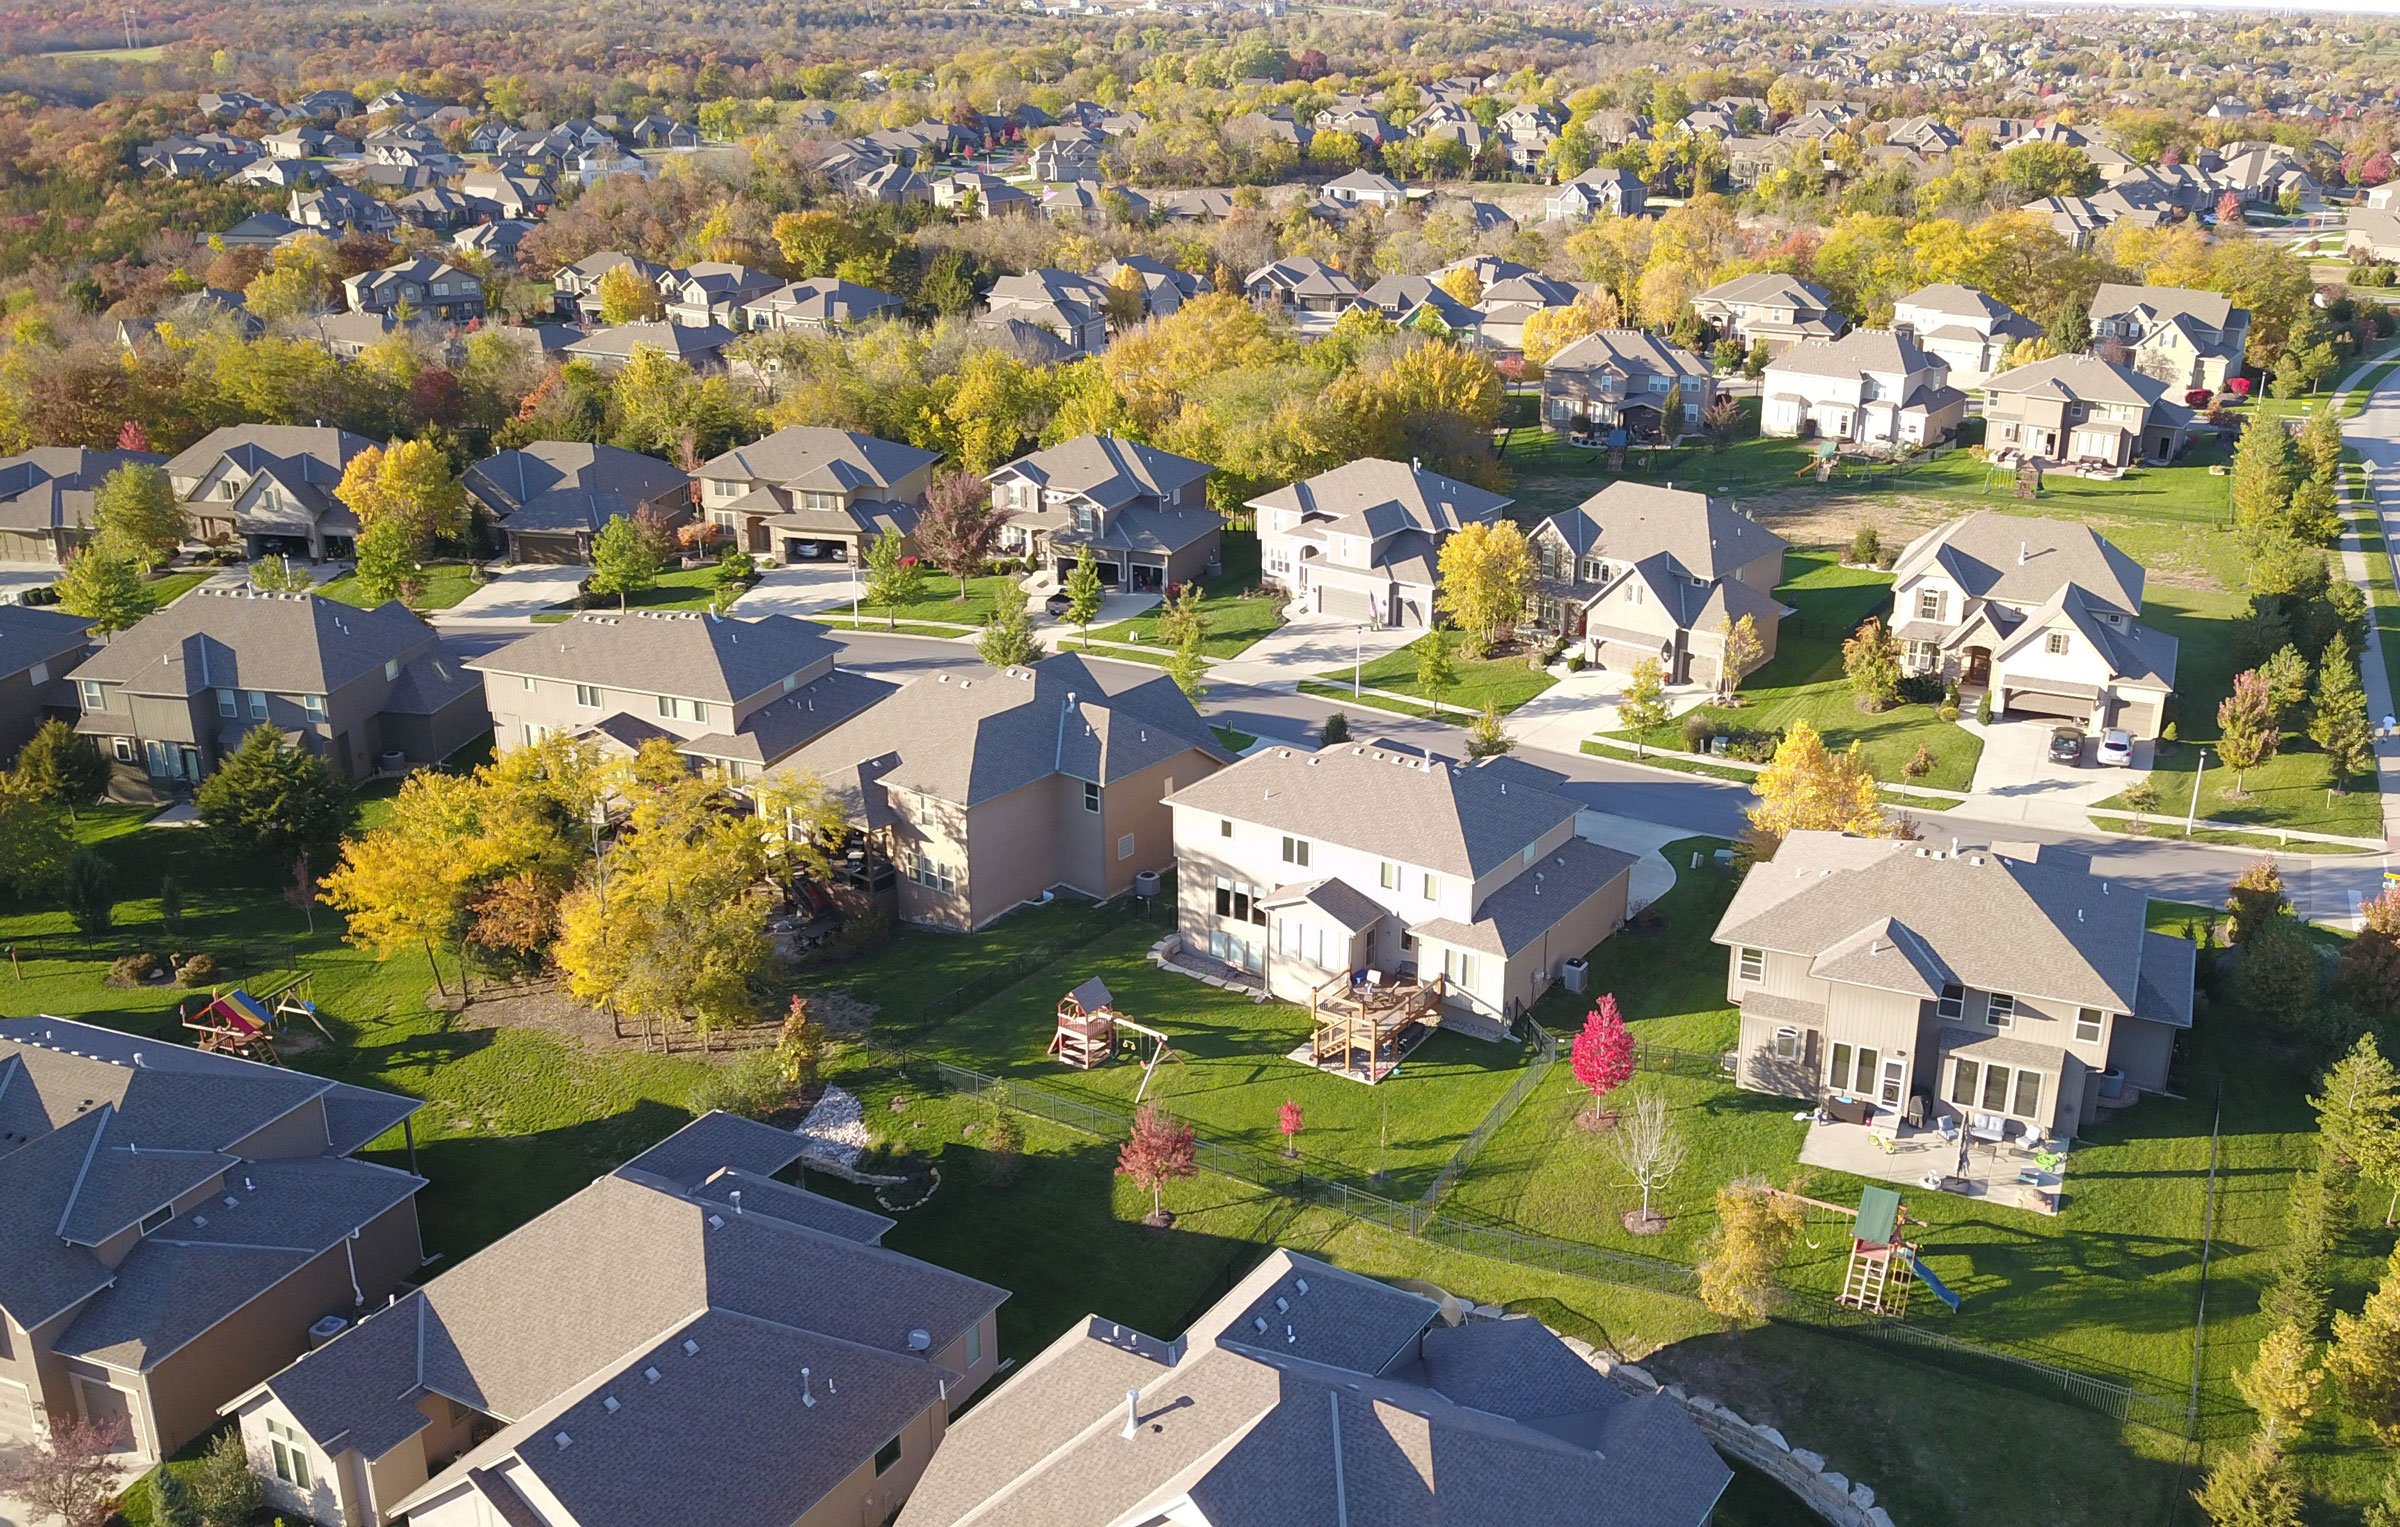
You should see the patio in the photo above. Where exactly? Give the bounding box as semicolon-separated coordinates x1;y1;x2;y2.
1798;1113;2066;1216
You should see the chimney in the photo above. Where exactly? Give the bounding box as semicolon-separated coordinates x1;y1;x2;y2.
1121;1388;1141;1439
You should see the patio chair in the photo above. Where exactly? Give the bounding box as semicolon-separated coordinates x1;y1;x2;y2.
1937;1115;1960;1143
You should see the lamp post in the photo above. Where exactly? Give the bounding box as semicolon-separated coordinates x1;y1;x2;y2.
1353;624;1364;699
2184;746;2208;838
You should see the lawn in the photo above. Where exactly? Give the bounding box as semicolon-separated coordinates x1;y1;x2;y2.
1607;551;1984;792
1307;631;1557;717
532;565;737;622
317;562;483;611
854;571;1021;629
1086;532;1285;658
148;568;213;606
1210;724;1256;753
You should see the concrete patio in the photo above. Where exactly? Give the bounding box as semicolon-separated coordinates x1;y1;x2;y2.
1797;1113;2065;1216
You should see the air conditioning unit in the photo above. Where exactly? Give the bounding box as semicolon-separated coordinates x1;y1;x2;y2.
1560;957;1590;995
307;1314;349;1348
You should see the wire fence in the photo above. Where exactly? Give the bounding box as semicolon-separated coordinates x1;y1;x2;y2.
1421;1018;1557;1210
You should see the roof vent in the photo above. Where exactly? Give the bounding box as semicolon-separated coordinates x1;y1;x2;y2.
601;1395;620;1414
553;1432;572;1450
1294;1277;1308;1294
1274;1296;1289;1312
643;1366;661;1383
682;1338;700;1356
1253;1316;1269;1334
706;1213;723;1229
907;1328;932;1351
801;1366;818;1409
1121;1388;1140;1440
1285;1324;1297;1344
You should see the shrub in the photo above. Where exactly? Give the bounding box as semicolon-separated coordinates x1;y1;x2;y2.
1849;525;1882;565
108;951;165;984
688;1050;791;1120
2123;779;2162;813
1937;704;1961;722
1565;652;1585;671
2164;720;2179;743
1903;745;1934;779
1681;712;1716;753
1896;672;1945;706
176;952;218;986
1320;711;1349;745
1975;694;1994;725
191;1429;263;1527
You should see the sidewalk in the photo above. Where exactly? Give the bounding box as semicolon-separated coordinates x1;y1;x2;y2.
2328;359;2400;847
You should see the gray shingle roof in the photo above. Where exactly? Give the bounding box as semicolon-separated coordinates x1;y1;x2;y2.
1541;329;1705;383
679;667;899;767
2089;282;2238;332
469;612;842;706
0;448;167;535
1246;457;1512;541
992;435;1212;512
1982;353;2165;411
0;605;93;679
1696;271;1834;311
1893;511;2147;616
563;321;735;362
69;588;453;698
466;443;690;534
696;427;939;495
1766;326;1942;381
1412;838;1637;956
1541;482;1788;583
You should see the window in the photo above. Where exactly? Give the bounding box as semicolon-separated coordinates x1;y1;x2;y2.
1953;1058;2044;1121
874;1434;904;1475
1950;1058;1979;1108
1422;872;1438;900
1827;1043;1880;1095
575;684;600;709
265;1419;312;1490
1219;817;1233;838
138;1204;172;1235
966;1322;983;1366
1281;836;1310;867
1917;588;1943;621
1379;860;1399;890
1937;983;1964;1021
690;702;708;724
658;695;681;720
2075;1008;2105;1043
1772;1027;1800;1061
1441;947;1478;989
1117;833;1135;860
1986;992;2016;1030
79;680;105;711
1278;916;1327;968
903;852;957;894
303;694;325;719
1736;947;1765;983
111;737;133;762
2014;1069;2043;1118
217;689;238;718
2045;632;2069;656
246;690;268;720
1084;781;1101;814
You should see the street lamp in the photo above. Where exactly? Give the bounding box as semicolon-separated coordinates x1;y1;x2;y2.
1353;624;1365;699
2184;746;2209;838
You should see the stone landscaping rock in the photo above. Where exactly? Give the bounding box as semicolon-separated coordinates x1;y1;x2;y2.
1867;1509;1895;1527
1793;1449;1825;1473
1754;1426;1789;1451
1822;1471;1849;1494
1851;1484;1876;1509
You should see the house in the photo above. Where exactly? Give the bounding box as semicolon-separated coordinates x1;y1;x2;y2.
1539;330;1713;442
628;114;699;148
981;269;1111;357
458;169;556;220
765;653;1231;931
1473;272;1587;353
1760;329;1967;447
739;277;902;334
1164;743;1636;1021
451;219;537;266
218;211;306;249
1982;353;2194;469
465;443;693;565
1040;179;1148;226
302;312;438;364
0;606;94;763
2088;284;2251;394
1889;283;2043;390
550;252;668;323
391;186;476;232
169;425;374;562
561;321;737;375
1093;256;1205;321
0;1016;424;1464
1252;458;1512;629
1690;272;1844;354
693;427;940;564
69;589;487;794
288;184;395;236
900;1248;1730;1527
471;611;892;781
1359;277;1483;340
2347;207;2400;264
231;158;323;192
986;435;1220;591
0;448;167;565
1714;832;2198;1143
227;1113;1004;1527
342;258;485;322
1526;482;1789;687
1243;258;1366;316
1888;511;2177;737
1320;168;1409;210
1544;166;1648;222
929;171;1034;218
659;262;780;329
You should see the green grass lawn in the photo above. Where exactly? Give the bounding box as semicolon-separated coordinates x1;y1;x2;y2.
148;569;213;606
1087;532;1285;658
317;562;483;611
533;564;737;623
1308;632;1557;717
856;571;1019;628
1607;551;1983;792
1211;724;1256;752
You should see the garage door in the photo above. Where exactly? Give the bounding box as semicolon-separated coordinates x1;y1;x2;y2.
2002;687;2093;722
508;531;587;566
2111;697;2161;739
0;1377;33;1442
74;1377;140;1455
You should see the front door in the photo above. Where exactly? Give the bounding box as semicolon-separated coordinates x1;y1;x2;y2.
1964;647;1992;688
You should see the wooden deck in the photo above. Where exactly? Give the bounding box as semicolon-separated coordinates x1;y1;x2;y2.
1301;972;1450;1084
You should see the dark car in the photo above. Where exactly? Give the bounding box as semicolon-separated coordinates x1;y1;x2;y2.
1044;591;1074;617
2048;726;2085;765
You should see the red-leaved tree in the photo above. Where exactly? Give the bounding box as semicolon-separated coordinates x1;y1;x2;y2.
1118;1103;1196;1227
1571;995;1638;1126
115;419;151;453
1278;1098;1304;1157
0;1415;125;1527
914;468;1005;600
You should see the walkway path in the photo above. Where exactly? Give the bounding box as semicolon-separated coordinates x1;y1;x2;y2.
2329;352;2400;847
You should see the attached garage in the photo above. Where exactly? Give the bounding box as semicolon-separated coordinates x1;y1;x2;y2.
0;1376;34;1442
0;528;63;565
504;528;592;565
74;1375;142;1456
2108;691;2166;741
1584;623;1671;675
1999;679;2101;725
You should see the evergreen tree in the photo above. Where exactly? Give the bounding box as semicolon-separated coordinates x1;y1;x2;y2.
158;874;184;937
1064;551;1104;643
194;726;358;873
2309;642;2374;783
2331;1244;2400;1442
977;599;1042;669
2232;417;2302;531
62;849;113;938
2190;1438;2302;1527
12;719;109;818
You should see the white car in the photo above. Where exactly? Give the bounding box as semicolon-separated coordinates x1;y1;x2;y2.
2096;728;2134;767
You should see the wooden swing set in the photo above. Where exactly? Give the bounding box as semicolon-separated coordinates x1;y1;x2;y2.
1049;977;1183;1103
180;973;332;1063
1766;1184;1957;1318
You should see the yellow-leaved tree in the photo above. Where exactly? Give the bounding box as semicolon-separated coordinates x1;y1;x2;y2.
335;439;468;551
1742;718;1897;863
1435;520;1534;657
1521;290;1625;367
1696;1176;1806;1326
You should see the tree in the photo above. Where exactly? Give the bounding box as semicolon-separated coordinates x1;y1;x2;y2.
776;994;828;1092
2232;417;2301;530
2330;1244;2400;1442
978;599;1042;669
62;849;112;938
2190;1437;2302;1527
158;874;183;937
1167;631;1208;702
596;261;665;324
351;517;423;606
467;871;561;969
0;774;72;902
195;725;357;872
588;514;661;610
2343;890;2400;1021
1607;1087;1686;1233
1416;631;1459;711
0;1416;125;1527
2312;1034;2400;1215
1117;1103;1196;1227
1618;657;1670;757
862;528;923;629
2236;1320;2323;1445
2216;669;2281;797
1746;719;1892;853
88;463;186;572
53;549;153;634
1277;1098;1304;1157
191;1427;263;1527
2237;913;2320;1035
2312;641;2375;784
2000;139;2103;199
12;719;108;819
2262;1170;2340;1337
337;439;467;552
148;1464;202;1527
2300;403;2346;484
1696;1176;1806;1325
1153;583;1204;651
2368;1467;2400;1527
2256;644;2311;725
1065;550;1105;643
1436;521;1533;657
1466;698;1513;758
2229;860;2291;945
915;469;1004;597
1570;996;1637;1124
1841;616;1903;712
1717;614;1764;700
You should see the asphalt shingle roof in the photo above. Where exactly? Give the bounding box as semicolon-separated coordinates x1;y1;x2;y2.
1541;482;1788;583
469;612;842;706
1893;510;2147;616
697;427;938;495
69;588;452;699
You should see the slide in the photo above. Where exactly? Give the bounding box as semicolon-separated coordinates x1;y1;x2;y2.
1908;1253;1962;1312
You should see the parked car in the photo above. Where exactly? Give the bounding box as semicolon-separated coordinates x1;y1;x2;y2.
2048;726;2085;764
2096;728;2134;767
1044;590;1074;617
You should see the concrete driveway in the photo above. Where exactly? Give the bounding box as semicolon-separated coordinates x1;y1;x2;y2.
432;565;586;622
1210;608;1418;685
1964;718;2150;825
741;562;860;618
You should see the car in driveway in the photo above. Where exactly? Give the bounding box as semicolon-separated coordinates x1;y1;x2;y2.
1043;590;1074;617
2047;726;2085;765
2096;728;2134;767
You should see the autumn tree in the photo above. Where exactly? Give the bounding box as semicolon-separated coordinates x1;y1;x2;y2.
595;261;664;324
1570;995;1637;1124
1277;1098;1304;1157
1415;630;1459;711
2190;1437;2302;1527
196;726;356;873
1696;1176;1806;1325
54;549;154;634
2330;1244;2400;1442
1745;719;1892;858
1608;1087;1686;1234
2340;891;2400;1020
336;439;468;551
2237;1320;2323;1445
89;463;187;571
1167;631;1208;702
2312;1034;2400;1220
0;774;73;902
0;1416;125;1527
1436;520;1533;657
1617;657;1670;756
1465;698;1513;757
2216;669;2280;797
2228;860;2290;945
467;871;565;970
1117;1103;1196;1227
1841;616;1903;712
1064;549;1105;640
915;469;1004;597
1717;614;1764;700
12;719;109;819
351;518;423;606
2232;417;2301;532
588;513;661;610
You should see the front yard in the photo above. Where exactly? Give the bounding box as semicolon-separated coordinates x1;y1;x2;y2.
1301;631;1557;718
532;563;734;623
316;561;483;611
853;570;1022;628
1086;532;1284;657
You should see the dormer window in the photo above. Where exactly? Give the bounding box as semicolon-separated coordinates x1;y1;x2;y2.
139;1204;173;1235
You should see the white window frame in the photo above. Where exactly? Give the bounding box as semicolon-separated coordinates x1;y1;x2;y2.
1986;992;2017;1030
302;694;326;719
2045;632;2069;656
1083;781;1102;813
79;680;105;710
1736;946;1765;983
1772;1026;1799;1062
575;684;601;709
217;689;238;719
1281;835;1310;867
246;690;269;720
1917;587;1942;621
2075;1008;2104;1043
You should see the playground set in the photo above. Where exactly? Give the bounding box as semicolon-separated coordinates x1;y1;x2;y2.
180;974;330;1063
1049;978;1183;1104
1769;1184;1962;1318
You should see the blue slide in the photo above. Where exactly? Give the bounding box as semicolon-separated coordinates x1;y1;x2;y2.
1907;1252;1962;1312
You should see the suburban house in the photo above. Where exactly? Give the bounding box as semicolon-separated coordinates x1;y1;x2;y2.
562;321;737;375
980;270;1111;357
765;653;1231;932
2347;206;2400;265
1243;258;1367;317
1714;832;2197;1145
464;443;693;565
1164;744;1635;1026
738;277;901;334
169;425;375;562
1093;256;1206;321
1888;511;2177;738
1320;168;1410;210
471;611;893;782
69;589;488;795
1982;353;2194;470
2087;284;2251;394
0;447;167;565
1359;276;1483;339
0;1016;424;1465
659;262;781;328
1759;329;1968;447
900;1248;1730;1527
550;252;668;323
692;427;941;564
1543;165;1648;221
342;258;484;322
1252;458;1513;629
986;435;1220;591
1539;330;1714;442
1526;482;1790;688
0;606;95;764
228;1113;1006;1527
1691;272;1845;354
1473;271;1587;353
1889;283;2043;389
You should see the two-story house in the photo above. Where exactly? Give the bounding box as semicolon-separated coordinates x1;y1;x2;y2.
978;270;1111;358
1320;168;1410;211
0;447;168;565
561;321;737;376
738;277;902;335
0;1016;424;1465
1982;353;2194;469
1543;166;1648;222
550;252;668;323
1472;272;1587;354
986;435;1219;592
1539;330;1714;443
1888;511;2177;737
658;262;781;329
69;589;488;796
1760;329;1967;447
691;427;941;564
1690;272;1845;355
765;653;1230;931
1243;258;1367;318
1252;459;1512;629
2087;284;2252;395
463;442;693;565
288;185;396;236
1163;743;1635;1027
1526;483;1789;688
1093;256;1207;322
228;1113;1005;1527
0;605;95;764
1715;833;2197;1145
342;258;485;322
169;425;375;562
1889;283;2044;390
